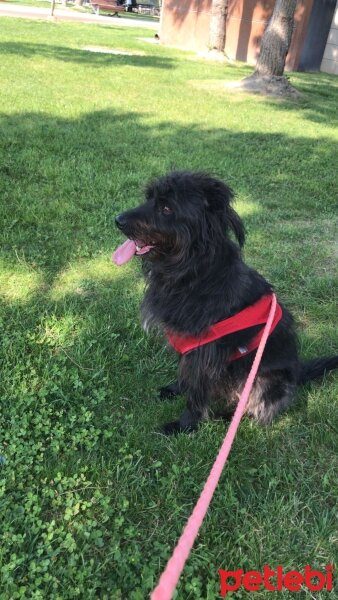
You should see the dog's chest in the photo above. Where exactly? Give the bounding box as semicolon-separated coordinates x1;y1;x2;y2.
142;280;224;336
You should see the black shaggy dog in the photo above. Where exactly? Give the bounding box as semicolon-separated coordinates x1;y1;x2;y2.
114;171;338;434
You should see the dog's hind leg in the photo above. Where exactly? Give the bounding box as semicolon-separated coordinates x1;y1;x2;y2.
245;371;296;425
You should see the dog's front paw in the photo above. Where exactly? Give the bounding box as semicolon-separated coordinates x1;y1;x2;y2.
161;420;196;435
159;382;180;400
162;420;186;435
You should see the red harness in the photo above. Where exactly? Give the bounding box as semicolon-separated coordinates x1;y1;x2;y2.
166;293;282;361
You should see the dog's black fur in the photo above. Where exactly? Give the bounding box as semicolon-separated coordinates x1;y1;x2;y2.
115;171;338;434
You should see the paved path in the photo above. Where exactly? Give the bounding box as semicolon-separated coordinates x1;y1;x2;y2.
0;3;159;29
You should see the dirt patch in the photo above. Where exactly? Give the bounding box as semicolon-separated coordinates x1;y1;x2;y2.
188;80;227;92
188;75;300;100
188;79;265;100
196;49;230;62
137;37;159;45
227;74;300;98
82;46;145;56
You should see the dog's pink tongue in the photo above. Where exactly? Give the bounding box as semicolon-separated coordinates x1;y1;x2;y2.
112;239;137;266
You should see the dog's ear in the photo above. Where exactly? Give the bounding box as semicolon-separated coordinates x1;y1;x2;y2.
203;177;245;247
226;205;245;247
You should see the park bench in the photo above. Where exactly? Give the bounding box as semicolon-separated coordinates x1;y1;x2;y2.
137;3;159;16
90;1;125;16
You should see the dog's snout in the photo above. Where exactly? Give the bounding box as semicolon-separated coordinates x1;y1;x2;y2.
115;214;127;230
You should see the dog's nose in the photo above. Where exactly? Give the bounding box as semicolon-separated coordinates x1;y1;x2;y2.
115;214;127;230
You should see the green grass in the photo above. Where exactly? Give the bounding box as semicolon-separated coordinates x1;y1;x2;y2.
4;0;52;8
0;17;337;599
4;0;160;21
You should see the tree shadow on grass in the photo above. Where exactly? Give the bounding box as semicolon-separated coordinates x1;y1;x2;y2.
0;41;175;69
256;71;338;126
292;76;338;125
1;107;337;278
211;65;338;126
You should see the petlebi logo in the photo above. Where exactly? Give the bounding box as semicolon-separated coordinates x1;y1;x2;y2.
218;565;334;596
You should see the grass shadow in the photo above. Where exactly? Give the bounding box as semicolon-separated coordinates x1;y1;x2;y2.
258;71;338;126
0;40;175;69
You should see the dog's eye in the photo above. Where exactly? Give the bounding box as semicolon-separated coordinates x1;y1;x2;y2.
162;206;173;215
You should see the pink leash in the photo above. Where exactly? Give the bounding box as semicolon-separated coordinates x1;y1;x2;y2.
151;293;277;600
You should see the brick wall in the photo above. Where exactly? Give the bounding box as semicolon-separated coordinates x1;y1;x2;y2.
160;0;313;71
321;2;338;75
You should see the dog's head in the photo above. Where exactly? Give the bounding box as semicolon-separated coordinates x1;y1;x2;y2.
114;171;245;265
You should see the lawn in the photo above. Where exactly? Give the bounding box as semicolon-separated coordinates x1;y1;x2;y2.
4;0;160;21
0;17;337;600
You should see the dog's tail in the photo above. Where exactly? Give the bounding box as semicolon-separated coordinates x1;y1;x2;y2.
298;356;338;385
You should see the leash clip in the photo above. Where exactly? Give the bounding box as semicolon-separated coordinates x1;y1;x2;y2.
237;346;248;355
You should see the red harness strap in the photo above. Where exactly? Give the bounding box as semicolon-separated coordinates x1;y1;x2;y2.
166;293;282;361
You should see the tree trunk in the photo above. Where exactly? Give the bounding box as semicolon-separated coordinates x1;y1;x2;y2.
209;0;228;53
254;0;297;77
